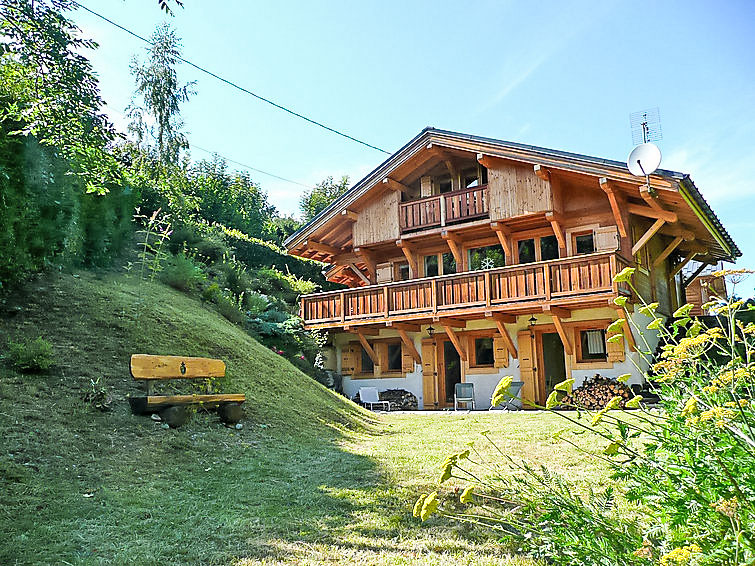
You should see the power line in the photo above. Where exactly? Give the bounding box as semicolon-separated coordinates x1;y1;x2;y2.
74;2;392;155
102;102;315;190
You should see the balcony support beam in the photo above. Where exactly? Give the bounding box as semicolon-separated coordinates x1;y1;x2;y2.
442;324;467;361
545;212;567;254
441;230;463;266
669;251;698;279
631;218;665;256
386;321;422;332
550;315;573;356
493;318;518;359
396;240;418;278
543;305;571;318
383;177;411;195
434;316;466;328
354;247;377;282
356;332;379;365
348;263;371;285
653;236;684;268
340;209;358;222
599;178;629;239
305;239;341;256
627;203;678;223
490;222;512;258
397;328;421;364
613;307;637;352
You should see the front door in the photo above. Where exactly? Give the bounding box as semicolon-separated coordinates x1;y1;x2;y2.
538;332;566;401
439;340;462;406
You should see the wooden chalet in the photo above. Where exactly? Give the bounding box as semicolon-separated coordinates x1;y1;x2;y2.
285;128;740;409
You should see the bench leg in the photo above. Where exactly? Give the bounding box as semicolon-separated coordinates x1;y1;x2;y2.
219;402;244;424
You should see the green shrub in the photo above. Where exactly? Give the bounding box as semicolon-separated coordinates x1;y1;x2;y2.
244;291;269;315
417;269;755;566
160;253;205;291
6;336;55;372
201;282;222;304
216;293;245;324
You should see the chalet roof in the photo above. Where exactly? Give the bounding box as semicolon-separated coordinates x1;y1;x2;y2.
285;127;740;261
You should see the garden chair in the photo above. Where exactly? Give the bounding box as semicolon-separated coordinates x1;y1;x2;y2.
489;381;524;411
454;382;475;411
359;387;391;412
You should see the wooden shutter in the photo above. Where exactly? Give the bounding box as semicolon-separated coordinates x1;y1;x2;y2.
341;344;358;375
401;342;415;373
517;331;537;405
421;340;437;408
606;330;625;363
594;226;619;252
493;336;509;368
376;263;393;284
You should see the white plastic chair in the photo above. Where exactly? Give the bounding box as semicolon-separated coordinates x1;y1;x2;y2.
454;382;476;410
359;387;391;412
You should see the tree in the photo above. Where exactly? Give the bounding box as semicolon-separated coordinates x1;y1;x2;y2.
299;176;350;223
0;0;120;194
128;22;195;165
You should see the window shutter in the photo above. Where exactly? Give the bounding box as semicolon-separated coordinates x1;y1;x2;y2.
341;344;357;375
376;263;393;283
421;341;437;408
517;331;537;405
606;330;625;363
493;336;508;368
594;226;619;252
401;342;415;373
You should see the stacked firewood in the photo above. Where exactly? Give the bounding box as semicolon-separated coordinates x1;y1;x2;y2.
352;389;418;411
559;374;634;410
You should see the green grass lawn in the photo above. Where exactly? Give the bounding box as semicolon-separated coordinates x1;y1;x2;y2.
0;271;609;565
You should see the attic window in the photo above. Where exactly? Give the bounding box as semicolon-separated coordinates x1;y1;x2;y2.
438;176;452;194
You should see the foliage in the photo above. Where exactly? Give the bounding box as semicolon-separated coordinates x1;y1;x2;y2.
132;208;172;282
418;269;755;566
215;292;245;324
0;0;121;194
6;336;55;372
299;175;350;223
82;376;113;412
264;214;302;246
159;252;205;291
128;22;195;165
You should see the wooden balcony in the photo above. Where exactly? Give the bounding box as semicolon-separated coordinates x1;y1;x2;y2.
399;185;489;233
301;252;632;329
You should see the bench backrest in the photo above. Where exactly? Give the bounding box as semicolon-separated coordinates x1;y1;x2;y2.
359;387;380;404
455;382;474;400
130;354;226;381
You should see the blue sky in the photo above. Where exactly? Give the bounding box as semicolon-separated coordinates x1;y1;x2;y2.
73;0;755;271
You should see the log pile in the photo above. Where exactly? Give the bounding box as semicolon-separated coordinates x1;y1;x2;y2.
559;374;634;410
352;389;418;411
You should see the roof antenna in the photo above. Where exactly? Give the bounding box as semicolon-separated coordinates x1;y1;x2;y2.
627;107;662;191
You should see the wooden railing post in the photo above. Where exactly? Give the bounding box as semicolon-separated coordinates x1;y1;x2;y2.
432;280;438;314
383;287;389;317
544;264;551;301
339;292;345;322
440;195;446;227
484;271;491;307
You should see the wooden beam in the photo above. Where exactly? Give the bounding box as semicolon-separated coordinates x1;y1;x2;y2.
433;317;466;328
626;203;678;223
395;240;418;277
551;315;573;356
346;326;380;335
631;218;665;256
340;209;358;222
386;322;422;332
614;307;636;352
599;178;628;238
662;224;695;241
669;252;698;279
397;328;421;364
442;324;467;361
490;313;516;324
305;239;341;256
348;263;370;285
353;247;376;281
441;230;463;265
493;319;518;359
356;333;379;365
490;222;512;257
545;212;567;252
382;177;411;194
534;164;550;182
652;236;683;268
543;305;571;318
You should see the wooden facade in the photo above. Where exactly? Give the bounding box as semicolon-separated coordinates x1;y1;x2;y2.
285;128;739;409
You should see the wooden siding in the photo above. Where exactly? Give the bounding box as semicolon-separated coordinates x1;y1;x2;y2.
354;190;400;247
488;162;551;220
301;252;632;328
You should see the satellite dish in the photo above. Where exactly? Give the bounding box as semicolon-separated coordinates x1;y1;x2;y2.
627;142;662;177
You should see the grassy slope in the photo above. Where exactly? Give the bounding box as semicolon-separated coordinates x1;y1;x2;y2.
0;270;607;565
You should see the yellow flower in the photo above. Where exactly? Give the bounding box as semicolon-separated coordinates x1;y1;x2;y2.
673;303;694;318
617;373;631;384
680;396;698;417
412;493;427;518
660;544;702;566
613;296;628;306
491;376;514;407
460;486;475;504
592;408;608;426
607;319;625;333
625;395;642;409
546;390;560;409
554;378;575;393
613;266;636;283
712;497;738;518
639;302;659;317
647;318;662;330
605;396;623;410
420;491;439;521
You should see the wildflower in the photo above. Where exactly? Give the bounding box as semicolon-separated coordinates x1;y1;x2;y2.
613;267;636;283
617;373;631;383
673;303;694;318
412;493;427;518
625;395;642;409
546;390;560;409
491;376;514;407
639;302;659;317
554;378;575;393
607;319;625;333
439;462;453;484
647;318;662;330
711;496;738;518
680;396;698;418
607;333;623;344
712;268;754;278
592;408;608;426
660;544;702;566
699;406;736;424
613;296;628;306
420;491;439;521
605;396;622;410
460;486;475;504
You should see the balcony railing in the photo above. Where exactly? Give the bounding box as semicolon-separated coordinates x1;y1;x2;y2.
300;252;632;327
399;185;488;233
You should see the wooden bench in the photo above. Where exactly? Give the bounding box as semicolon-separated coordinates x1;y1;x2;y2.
128;354;245;426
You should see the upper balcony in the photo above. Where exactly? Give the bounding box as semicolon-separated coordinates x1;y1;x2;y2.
300;252;632;329
399;185;489;234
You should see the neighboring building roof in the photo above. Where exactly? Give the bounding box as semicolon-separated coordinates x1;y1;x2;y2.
285;127;740;261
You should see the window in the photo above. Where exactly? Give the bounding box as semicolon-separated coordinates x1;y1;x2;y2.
469;244;505;271
424;254;439;277
516;235;560;264
438;176;452;194
395;262;410;281
442;252;457;275
578;329;607;362
473;337;495;367
361;346;374;373
575;232;595;255
462;167;480;188
387;343;402;371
